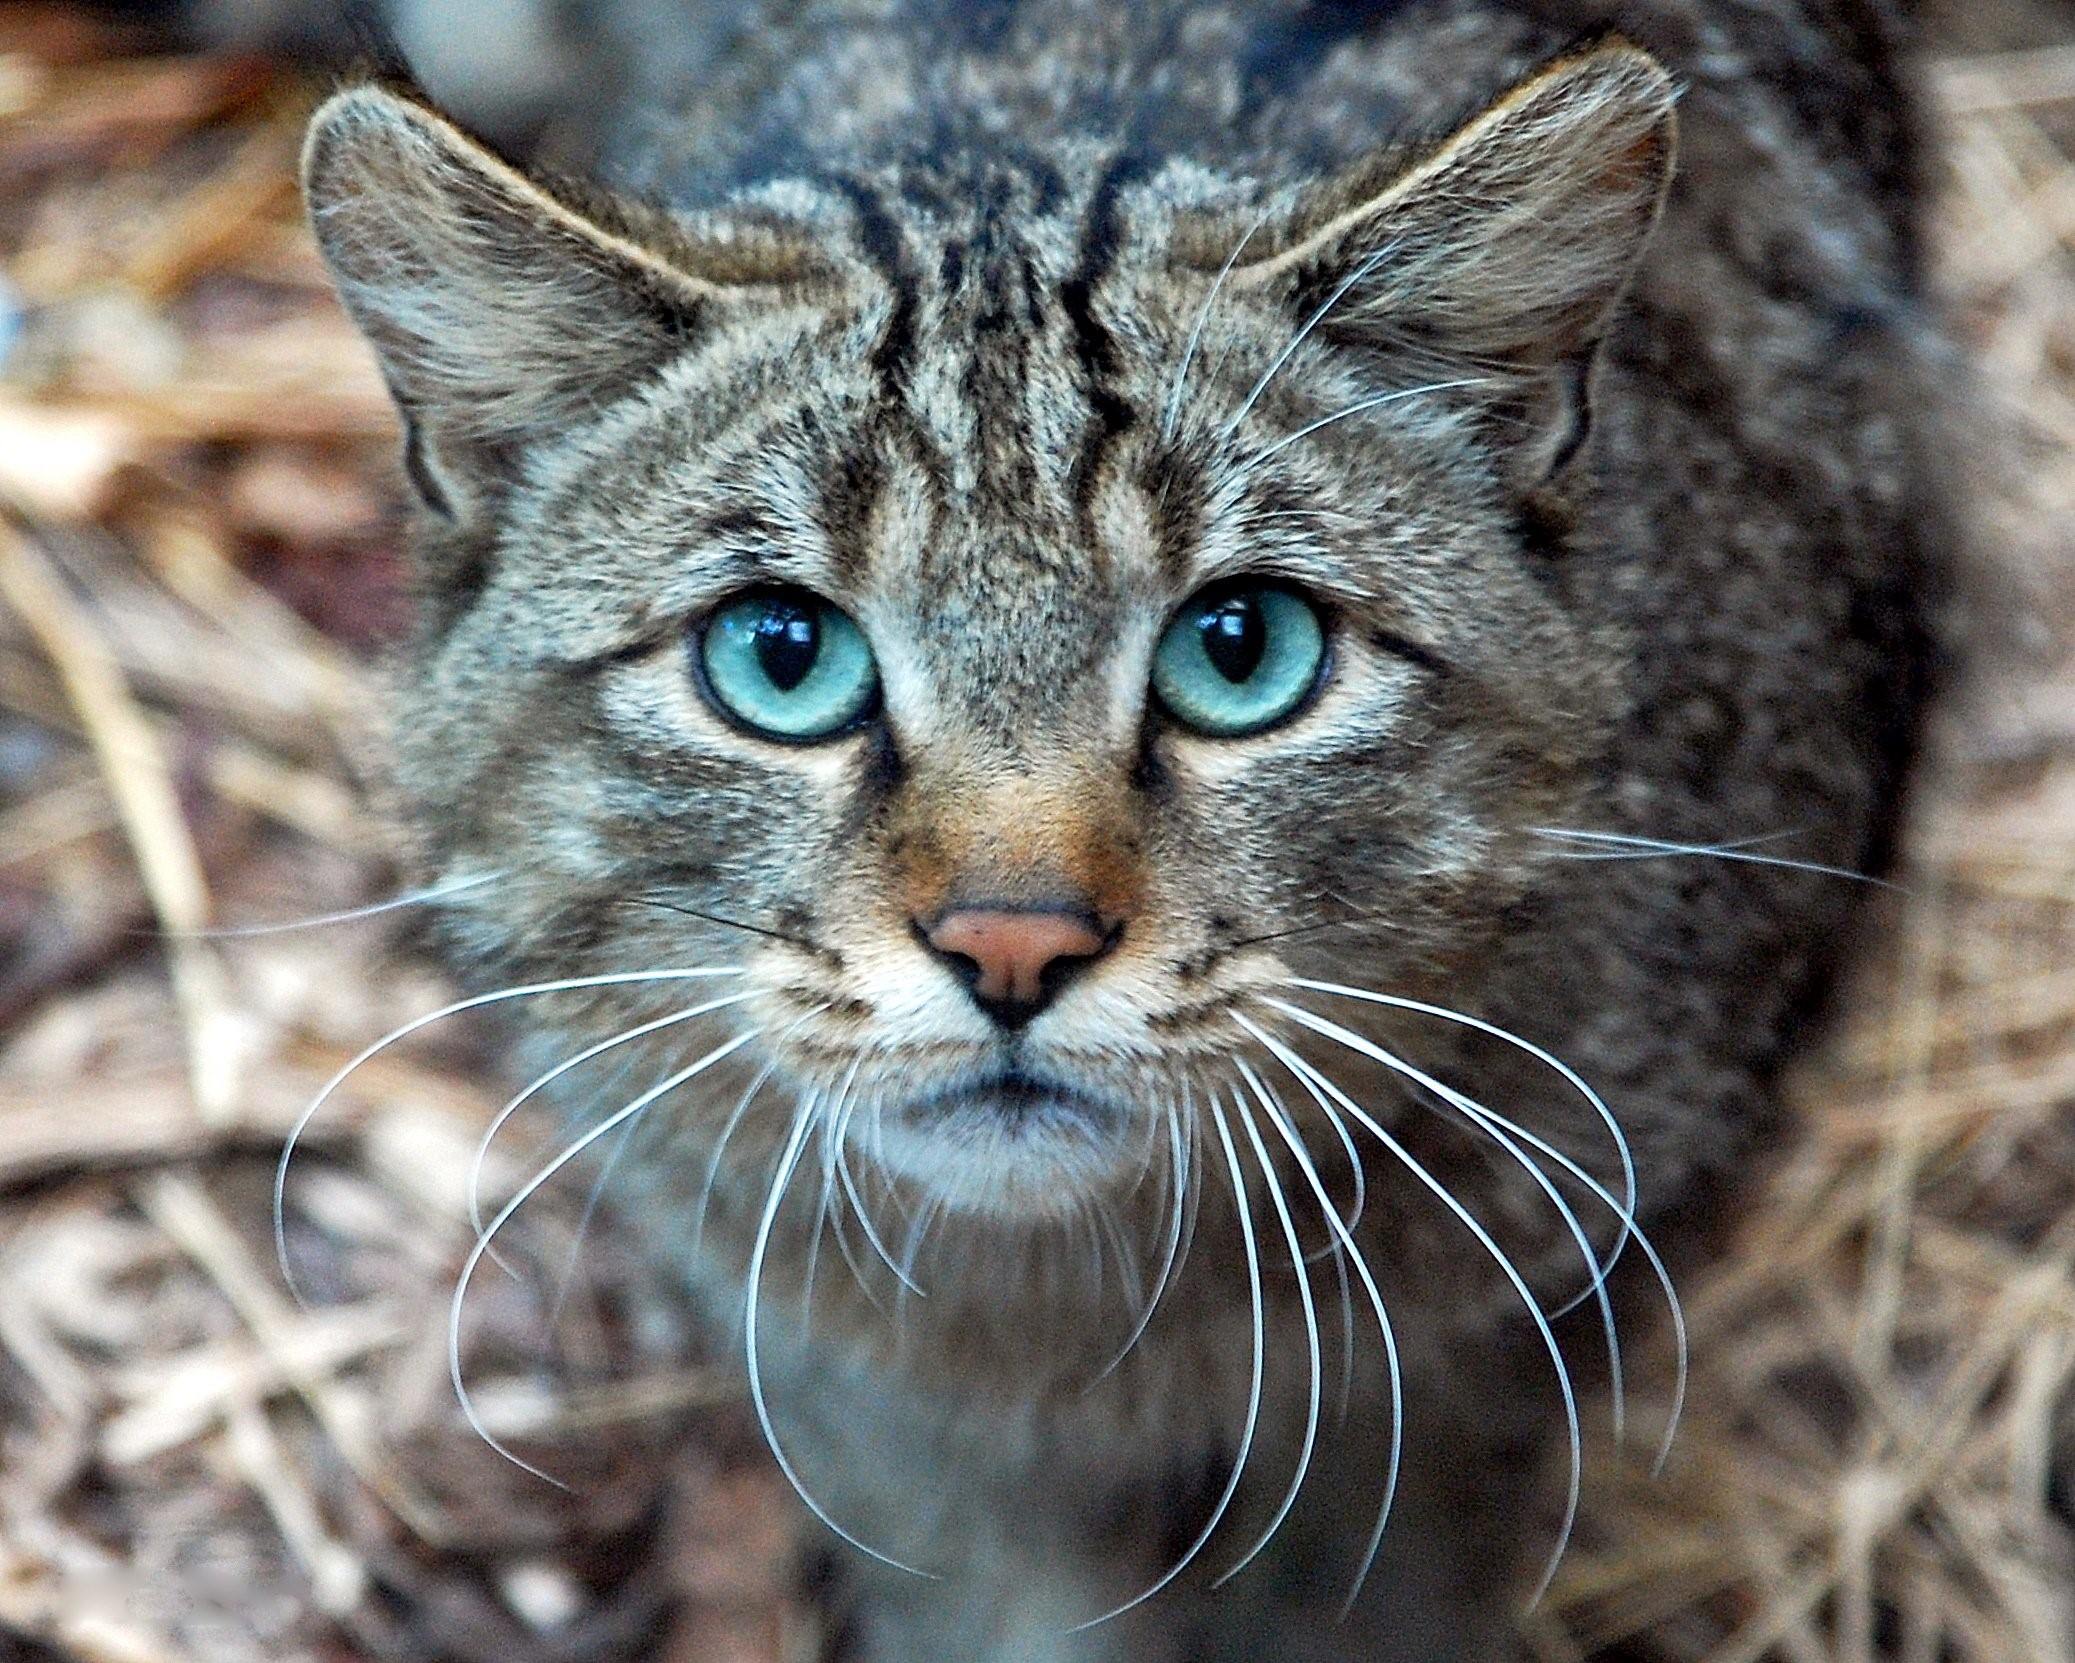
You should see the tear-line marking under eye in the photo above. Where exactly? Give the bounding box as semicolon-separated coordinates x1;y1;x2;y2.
1368;626;1451;679
563;630;675;676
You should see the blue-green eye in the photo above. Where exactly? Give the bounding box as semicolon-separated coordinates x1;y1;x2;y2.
698;589;879;741
1152;583;1327;736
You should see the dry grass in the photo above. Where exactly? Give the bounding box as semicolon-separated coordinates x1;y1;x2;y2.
0;4;2070;1660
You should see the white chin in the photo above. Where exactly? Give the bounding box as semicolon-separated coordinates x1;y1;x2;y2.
874;1083;1134;1220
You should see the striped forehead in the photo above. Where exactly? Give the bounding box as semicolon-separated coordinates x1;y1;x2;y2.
821;156;1156;717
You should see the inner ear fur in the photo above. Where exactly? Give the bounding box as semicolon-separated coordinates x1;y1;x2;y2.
1198;42;1679;485
301;86;824;513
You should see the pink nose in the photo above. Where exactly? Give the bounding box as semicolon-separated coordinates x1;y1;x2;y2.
921;906;1114;1026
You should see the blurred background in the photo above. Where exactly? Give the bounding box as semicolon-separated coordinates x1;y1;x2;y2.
0;2;2072;1659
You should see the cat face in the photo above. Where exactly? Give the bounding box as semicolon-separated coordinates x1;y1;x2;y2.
306;47;1673;1221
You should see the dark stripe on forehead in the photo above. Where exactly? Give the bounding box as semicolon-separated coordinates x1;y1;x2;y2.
818;441;886;586
827;173;919;397
1060;149;1152;520
825;171;950;543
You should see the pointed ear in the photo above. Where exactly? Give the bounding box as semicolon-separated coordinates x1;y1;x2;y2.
301;87;815;519
1214;42;1678;487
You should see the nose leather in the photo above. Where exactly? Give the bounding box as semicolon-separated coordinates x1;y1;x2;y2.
923;907;1110;1014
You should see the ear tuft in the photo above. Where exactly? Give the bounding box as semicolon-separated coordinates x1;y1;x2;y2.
1209;42;1678;485
1237;42;1677;365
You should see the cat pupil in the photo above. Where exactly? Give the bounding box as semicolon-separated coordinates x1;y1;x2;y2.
1201;595;1267;684
754;604;819;692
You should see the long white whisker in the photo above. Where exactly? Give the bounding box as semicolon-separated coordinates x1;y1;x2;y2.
807;1064;859;1317
1224;240;1396;434
1215;1091;1323;1588
817;1056;923;1301
1538;827;1802;858
892;1192;943;1336
1329;1238;1354;1422
1093;1094;1193;1383
1293;1072;1364;1412
1258;1035;1583;1606
1251;379;1493;463
469;990;758;1260
1073;1093;1265;1631
802;1090;839;1332
1281;978;1635;1293
179;869;504;938
1164;211;1269;441
746;1095;934;1577
1229;1035;1402;1615
1423;1088;1687;1474
1295;1078;1364;1265
823;1078;899;1311
275;966;744;1305
1529;826;1893;888
686;1002;831;1260
688;1061;776;1256
839;1121;926;1298
811;1063;882;1314
1093;1202;1142;1313
1272;1000;1625;1443
547;1101;644;1324
449;1026;761;1486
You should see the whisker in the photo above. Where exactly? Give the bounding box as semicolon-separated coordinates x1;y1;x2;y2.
1547;827;1802;857
1295;1077;1365;1265
808;1056;919;1302
1224;240;1397;434
688;1061;778;1256
1529;826;1895;889
838;1115;926;1299
615;893;826;948
1254;1033;1583;1606
169;869;504;939
824;1071;907;1310
1272;1000;1626;1445
1226;906;1414;952
1164;210;1270;442
274;966;745;1306
1215;1089;1323;1588
1073;1092;1266;1631
746;1094;935;1576
1250;378;1495;463
1229;1036;1402;1615
547;1094;646;1326
1420;1084;1688;1474
1329;1235;1354;1423
1091;1091;1192;1383
803;1088;839;1333
1093;1202;1143;1315
892;1191;944;1335
468;990;758;1262
449;1026;763;1487
1308;1084;1364;1413
1280;978;1636;1293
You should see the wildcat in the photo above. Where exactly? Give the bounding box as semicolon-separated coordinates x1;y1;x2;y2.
285;1;1950;1658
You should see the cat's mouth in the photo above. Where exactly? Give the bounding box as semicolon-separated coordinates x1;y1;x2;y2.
899;1067;1119;1134
874;1066;1131;1215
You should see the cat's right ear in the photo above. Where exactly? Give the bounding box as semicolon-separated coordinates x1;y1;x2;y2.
302;87;813;522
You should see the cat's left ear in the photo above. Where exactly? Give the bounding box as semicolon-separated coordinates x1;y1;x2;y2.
302;86;820;522
1207;41;1678;490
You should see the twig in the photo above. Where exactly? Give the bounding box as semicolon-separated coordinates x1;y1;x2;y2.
0;516;247;1123
136;1170;452;1545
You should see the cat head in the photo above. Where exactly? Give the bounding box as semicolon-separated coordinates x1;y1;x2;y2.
305;44;1675;1223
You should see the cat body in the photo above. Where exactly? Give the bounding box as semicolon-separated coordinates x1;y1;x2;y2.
294;2;1948;1657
